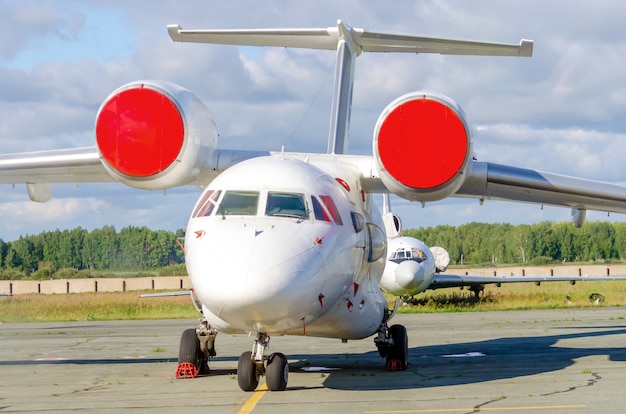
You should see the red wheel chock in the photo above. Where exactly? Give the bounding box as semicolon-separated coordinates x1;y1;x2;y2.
386;359;403;371
176;362;198;379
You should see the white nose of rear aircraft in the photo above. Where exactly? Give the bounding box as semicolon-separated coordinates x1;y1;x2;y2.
380;236;437;296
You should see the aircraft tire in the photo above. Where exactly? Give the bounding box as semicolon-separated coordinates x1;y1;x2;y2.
237;351;260;391
266;352;289;391
387;324;409;370
178;328;202;371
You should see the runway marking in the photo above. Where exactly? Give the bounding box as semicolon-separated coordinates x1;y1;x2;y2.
365;404;586;413
441;352;486;358
300;366;341;372
237;384;268;414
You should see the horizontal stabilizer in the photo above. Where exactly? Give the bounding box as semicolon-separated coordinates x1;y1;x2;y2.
168;20;533;57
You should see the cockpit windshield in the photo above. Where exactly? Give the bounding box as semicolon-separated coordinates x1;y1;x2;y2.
390;247;426;263
265;192;308;219
217;191;260;216
193;190;314;220
193;190;222;218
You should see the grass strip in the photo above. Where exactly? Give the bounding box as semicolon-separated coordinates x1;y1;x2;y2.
1;280;626;323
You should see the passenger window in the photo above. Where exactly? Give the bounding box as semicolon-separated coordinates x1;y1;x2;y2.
311;196;331;222
217;191;259;216
265;192;308;219
320;195;343;225
193;190;222;218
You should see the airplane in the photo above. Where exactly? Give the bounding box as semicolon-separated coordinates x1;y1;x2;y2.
379;195;625;300
4;20;626;392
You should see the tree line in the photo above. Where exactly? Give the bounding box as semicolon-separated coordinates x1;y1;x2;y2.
2;221;626;280
0;226;185;280
405;221;626;265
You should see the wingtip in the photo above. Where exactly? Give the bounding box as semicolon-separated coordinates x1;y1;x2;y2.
519;39;534;57
167;24;183;41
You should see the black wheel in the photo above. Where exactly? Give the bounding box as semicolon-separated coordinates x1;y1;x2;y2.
266;352;289;391
386;324;408;370
237;351;260;391
179;328;202;370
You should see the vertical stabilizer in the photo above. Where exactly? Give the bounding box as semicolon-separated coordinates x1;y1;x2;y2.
327;20;357;155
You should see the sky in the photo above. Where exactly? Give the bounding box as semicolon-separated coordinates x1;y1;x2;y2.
1;0;626;241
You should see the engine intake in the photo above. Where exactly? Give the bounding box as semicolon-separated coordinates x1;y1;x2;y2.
95;80;218;189
373;91;472;202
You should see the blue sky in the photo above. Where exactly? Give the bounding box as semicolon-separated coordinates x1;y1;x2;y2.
2;1;626;240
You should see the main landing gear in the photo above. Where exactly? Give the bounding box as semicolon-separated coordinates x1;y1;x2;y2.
176;314;405;389
374;299;409;371
237;332;289;392
176;318;217;379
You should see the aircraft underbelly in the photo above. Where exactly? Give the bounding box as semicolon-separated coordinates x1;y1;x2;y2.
288;276;388;340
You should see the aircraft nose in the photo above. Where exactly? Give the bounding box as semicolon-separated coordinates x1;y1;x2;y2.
189;221;324;330
395;260;423;291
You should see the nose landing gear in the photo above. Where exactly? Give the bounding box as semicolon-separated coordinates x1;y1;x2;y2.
237;332;289;391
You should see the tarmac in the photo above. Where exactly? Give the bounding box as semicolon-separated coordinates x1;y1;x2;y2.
2;308;626;413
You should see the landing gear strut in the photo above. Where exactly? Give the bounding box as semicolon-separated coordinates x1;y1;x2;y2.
176;318;217;379
237;332;289;391
469;284;485;299
374;298;408;371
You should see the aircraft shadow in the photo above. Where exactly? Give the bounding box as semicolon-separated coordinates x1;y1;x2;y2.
0;357;178;366
290;326;626;391
3;326;625;390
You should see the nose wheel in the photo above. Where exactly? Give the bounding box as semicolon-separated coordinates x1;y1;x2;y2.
237;351;260;391
266;352;289;391
237;333;289;391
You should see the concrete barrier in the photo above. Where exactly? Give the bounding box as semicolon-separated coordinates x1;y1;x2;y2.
0;276;191;296
446;264;626;277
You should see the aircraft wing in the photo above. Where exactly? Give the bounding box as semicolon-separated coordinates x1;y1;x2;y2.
0;147;111;185
428;273;626;291
0;141;267;201
455;161;626;215
3;145;626;219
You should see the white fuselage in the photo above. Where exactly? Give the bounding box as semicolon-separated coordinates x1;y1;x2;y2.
184;156;388;340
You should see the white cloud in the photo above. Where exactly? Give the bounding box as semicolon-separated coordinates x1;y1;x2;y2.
2;1;626;240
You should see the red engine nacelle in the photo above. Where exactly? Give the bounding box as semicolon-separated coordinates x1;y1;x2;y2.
373;91;472;202
95;80;218;190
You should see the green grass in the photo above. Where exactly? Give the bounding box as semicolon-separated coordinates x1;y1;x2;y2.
2;280;626;322
393;280;626;313
0;291;197;322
